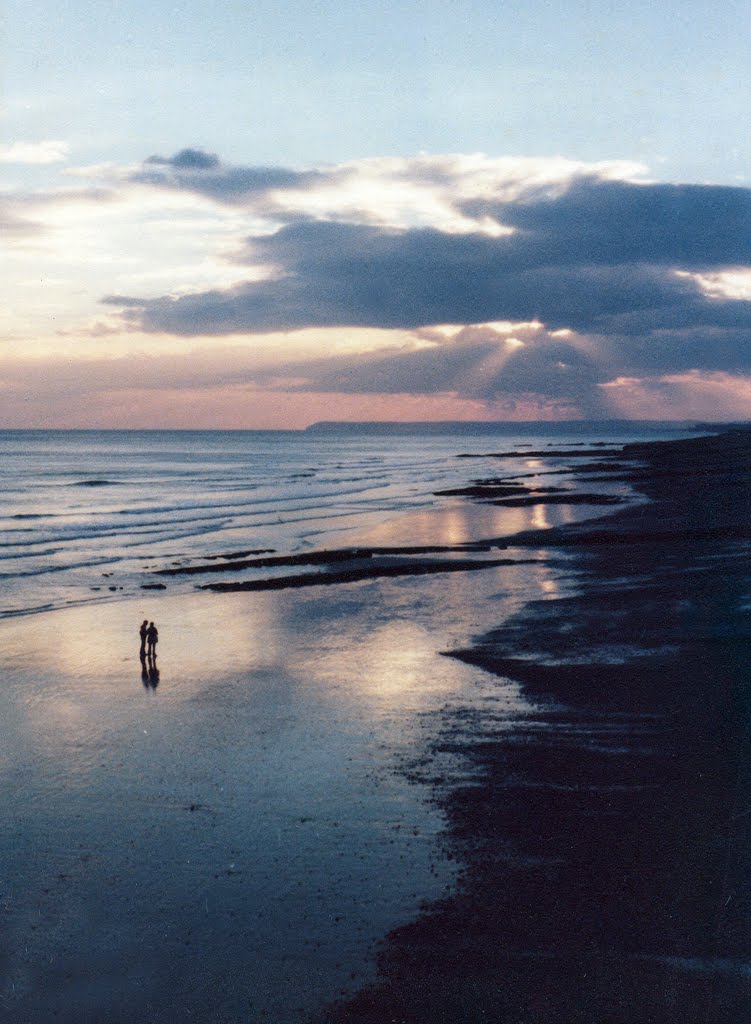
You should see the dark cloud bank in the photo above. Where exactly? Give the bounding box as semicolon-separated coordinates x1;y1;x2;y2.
107;157;751;409
132;147;327;203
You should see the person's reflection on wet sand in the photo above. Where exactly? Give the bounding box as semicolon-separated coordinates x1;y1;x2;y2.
147;654;160;689
141;657;150;689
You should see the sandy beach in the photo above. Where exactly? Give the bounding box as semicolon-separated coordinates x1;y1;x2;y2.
2;427;749;1022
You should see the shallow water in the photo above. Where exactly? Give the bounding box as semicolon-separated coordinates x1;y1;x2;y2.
0;426;682;619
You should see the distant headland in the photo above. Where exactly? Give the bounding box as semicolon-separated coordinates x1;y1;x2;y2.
303;419;734;436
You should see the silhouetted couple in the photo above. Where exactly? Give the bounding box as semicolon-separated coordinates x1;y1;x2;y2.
139;619;159;659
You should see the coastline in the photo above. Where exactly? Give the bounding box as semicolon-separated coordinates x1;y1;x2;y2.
321;428;751;1022
0;426;645;623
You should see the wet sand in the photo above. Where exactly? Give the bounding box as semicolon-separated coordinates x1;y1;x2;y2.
0;550;566;1023
322;429;751;1023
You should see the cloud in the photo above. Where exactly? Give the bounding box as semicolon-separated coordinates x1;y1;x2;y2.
0;201;45;238
106;210;751;338
258;325;613;415
0;140;69;165
2;186;118;246
98;159;751;415
12;147;749;418
4;334;749;427
245;321;751;413
118;150;647;232
601;371;751;420
130;147;326;203
463;178;751;268
146;148;221;170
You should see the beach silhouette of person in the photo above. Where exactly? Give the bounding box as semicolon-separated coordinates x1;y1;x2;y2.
139;619;148;659
146;621;158;657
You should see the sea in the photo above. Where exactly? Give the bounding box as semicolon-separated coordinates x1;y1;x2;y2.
0;424;701;620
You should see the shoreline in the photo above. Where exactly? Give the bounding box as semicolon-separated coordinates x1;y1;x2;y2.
130;441;642;597
1;432;646;623
321;428;751;1022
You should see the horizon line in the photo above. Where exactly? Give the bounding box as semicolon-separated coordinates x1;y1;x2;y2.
1;417;746;434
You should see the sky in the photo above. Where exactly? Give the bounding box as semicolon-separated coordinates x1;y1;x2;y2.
2;0;751;428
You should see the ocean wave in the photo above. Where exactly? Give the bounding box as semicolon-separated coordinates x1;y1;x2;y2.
0;547;63;562
0;602;57;619
0;558;115;578
1;487;415;546
0;427;657;621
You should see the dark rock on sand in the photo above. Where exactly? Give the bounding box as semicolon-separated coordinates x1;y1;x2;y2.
457;447;625;459
490;492;625;506
155;544;496;577
205;548;276;560
72;479;120;486
201;556;537;592
433;484;531;497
